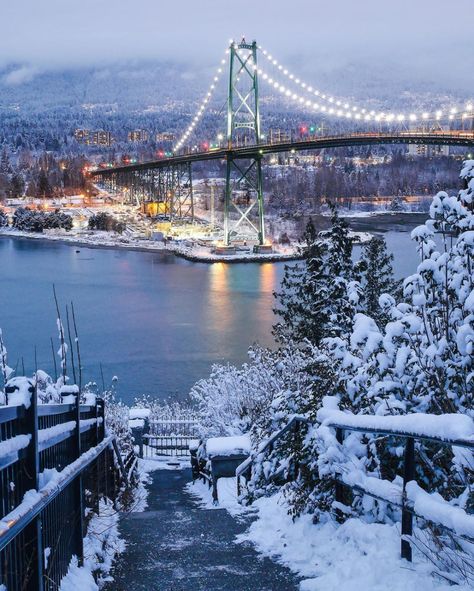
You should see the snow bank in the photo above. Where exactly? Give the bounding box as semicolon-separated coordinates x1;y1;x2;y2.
239;492;470;591
59;557;98;591
60;499;125;590
206;435;251;458
318;408;474;443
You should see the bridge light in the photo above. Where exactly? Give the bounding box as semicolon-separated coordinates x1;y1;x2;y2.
450;107;457;114
309;126;315;132
422;112;429;120
409;114;417;121
466;103;473;111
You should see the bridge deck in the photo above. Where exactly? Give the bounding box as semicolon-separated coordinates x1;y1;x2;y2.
91;131;474;176
105;468;299;590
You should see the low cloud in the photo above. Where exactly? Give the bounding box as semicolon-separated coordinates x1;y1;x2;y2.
2;65;40;86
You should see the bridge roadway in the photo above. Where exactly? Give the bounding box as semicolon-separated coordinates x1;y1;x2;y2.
91;130;474;176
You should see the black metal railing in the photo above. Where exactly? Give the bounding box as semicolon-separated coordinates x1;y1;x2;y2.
0;389;127;590
236;414;474;562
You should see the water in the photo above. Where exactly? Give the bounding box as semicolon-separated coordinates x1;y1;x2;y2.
0;215;425;404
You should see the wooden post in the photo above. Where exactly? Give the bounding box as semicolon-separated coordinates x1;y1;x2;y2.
401;437;415;561
20;382;44;591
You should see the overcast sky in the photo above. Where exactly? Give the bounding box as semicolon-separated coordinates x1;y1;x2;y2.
1;0;473;90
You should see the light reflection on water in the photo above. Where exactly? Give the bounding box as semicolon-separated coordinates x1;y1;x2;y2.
0;219;423;403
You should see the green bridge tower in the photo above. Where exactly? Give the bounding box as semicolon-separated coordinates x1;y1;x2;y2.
224;39;265;246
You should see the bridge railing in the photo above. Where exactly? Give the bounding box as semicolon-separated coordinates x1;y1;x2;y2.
236;412;474;563
0;390;128;590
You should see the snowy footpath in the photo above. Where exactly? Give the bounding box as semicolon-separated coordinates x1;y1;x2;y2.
104;465;470;591
104;467;299;590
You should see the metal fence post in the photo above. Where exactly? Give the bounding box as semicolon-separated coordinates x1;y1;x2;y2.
97;398;105;442
335;427;345;523
401;437;415;561
21;382;44;591
73;394;84;564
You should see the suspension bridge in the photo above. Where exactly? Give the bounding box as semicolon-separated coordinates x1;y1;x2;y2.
90;38;474;247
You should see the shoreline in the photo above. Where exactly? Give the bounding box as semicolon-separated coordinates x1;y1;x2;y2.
0;229;303;264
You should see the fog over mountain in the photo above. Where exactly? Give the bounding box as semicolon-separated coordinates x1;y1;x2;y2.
0;0;472;111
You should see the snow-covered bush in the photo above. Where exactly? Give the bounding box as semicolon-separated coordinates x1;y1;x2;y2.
88;212;125;234
190;344;322;439
12;207;72;232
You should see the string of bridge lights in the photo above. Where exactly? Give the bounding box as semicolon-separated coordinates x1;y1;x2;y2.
173;41;473;152
257;44;473;123
173;49;229;152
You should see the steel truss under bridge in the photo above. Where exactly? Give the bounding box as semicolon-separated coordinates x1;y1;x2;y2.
98;162;194;221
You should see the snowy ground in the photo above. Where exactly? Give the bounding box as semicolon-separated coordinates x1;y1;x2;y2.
188;477;471;591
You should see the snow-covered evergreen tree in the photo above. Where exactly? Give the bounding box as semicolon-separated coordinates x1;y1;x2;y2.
356;236;400;326
274;205;360;346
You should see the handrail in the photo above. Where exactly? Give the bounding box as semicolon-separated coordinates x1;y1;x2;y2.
237;413;474;562
236;414;308;478
324;421;474;450
0;435;116;552
0;405;24;424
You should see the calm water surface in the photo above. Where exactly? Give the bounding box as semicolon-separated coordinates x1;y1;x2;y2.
0;214;425;404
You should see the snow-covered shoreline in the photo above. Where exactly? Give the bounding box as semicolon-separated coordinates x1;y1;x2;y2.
0;228;303;264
